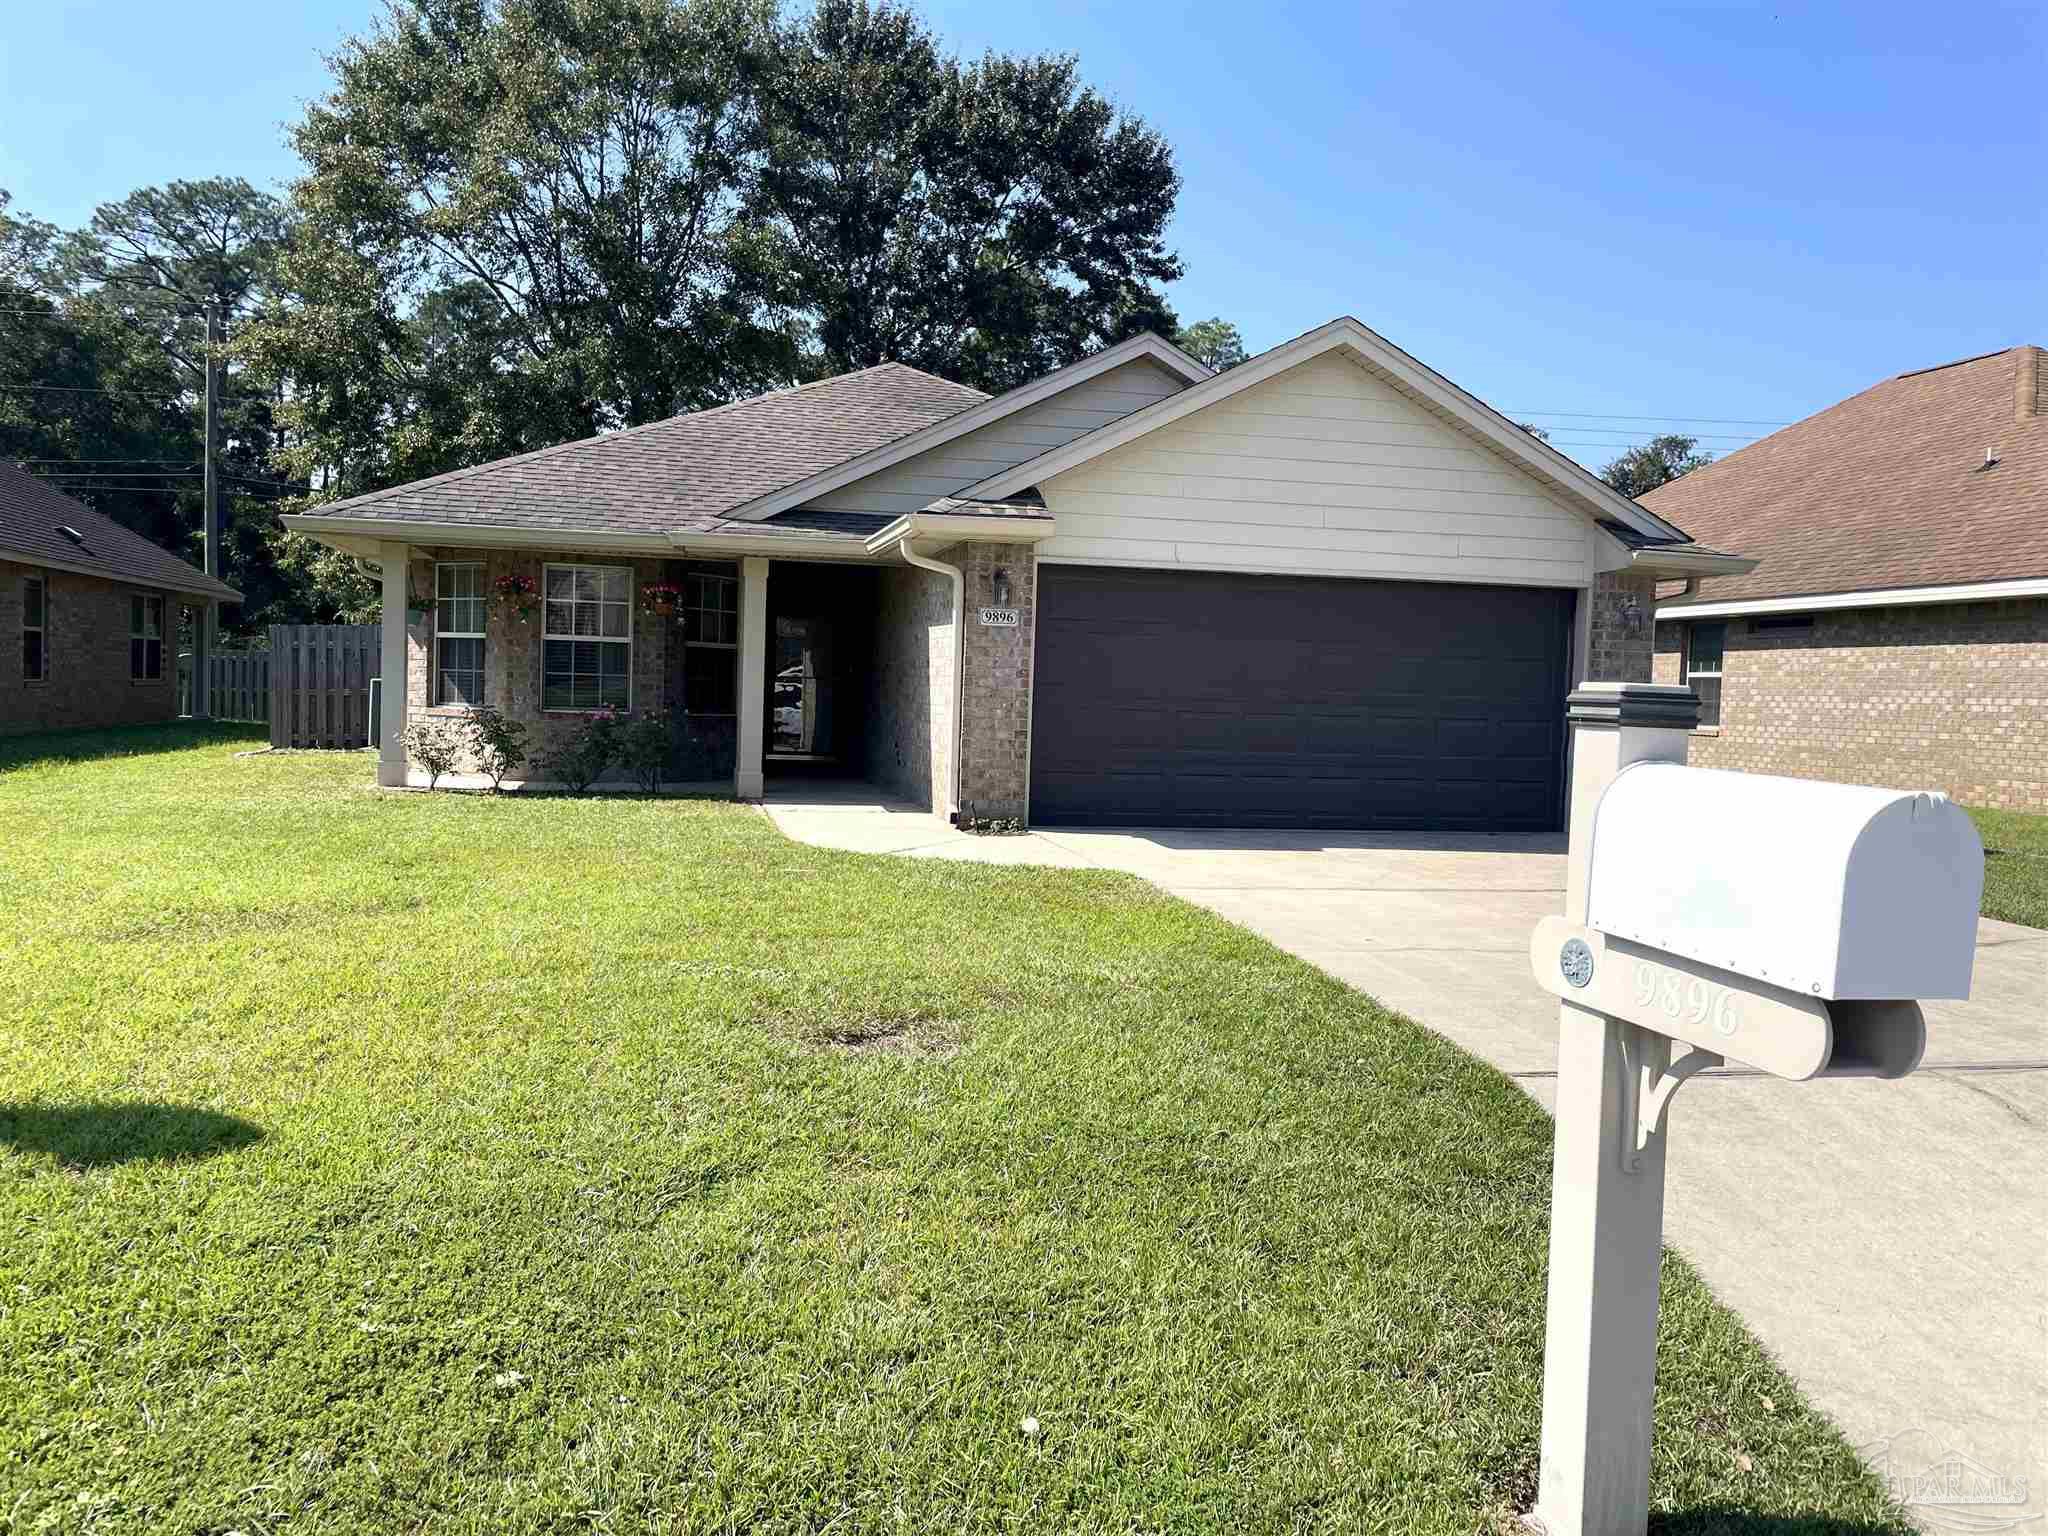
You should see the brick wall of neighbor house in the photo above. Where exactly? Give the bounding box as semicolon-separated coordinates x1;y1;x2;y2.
0;558;178;737
1653;598;2048;809
866;560;951;813
402;547;675;779
1585;569;1658;683
948;541;1036;822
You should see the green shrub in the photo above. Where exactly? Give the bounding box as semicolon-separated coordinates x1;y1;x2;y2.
613;709;672;794
400;717;463;790
462;706;530;792
537;708;620;793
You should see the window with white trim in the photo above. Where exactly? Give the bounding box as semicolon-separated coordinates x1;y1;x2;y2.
22;574;46;681
435;561;487;706
683;569;737;716
543;563;632;710
129;593;163;681
1684;620;1725;728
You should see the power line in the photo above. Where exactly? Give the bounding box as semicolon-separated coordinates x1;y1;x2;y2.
0;380;187;398
1507;409;1791;426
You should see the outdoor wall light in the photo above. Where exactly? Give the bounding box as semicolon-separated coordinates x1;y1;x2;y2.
991;568;1012;606
1619;594;1645;636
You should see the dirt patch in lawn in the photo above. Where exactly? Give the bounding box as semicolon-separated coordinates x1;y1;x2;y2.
814;1018;960;1059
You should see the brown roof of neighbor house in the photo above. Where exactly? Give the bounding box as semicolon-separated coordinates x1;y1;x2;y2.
306;362;989;537
0;462;241;602
1651;345;2048;608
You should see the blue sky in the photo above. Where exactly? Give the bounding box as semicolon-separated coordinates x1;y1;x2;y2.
3;1;2041;468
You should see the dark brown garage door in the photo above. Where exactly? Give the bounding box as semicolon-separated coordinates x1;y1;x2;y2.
1029;566;1573;830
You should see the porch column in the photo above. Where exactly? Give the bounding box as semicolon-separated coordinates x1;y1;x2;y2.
378;542;410;787
190;601;211;719
734;555;768;800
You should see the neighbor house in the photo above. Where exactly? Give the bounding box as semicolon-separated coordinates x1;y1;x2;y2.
285;317;1750;830
1648;345;2047;811
1;463;242;738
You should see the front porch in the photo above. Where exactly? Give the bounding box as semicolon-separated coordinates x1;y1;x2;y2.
368;533;1040;817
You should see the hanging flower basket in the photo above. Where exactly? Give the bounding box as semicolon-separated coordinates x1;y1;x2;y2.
640;581;684;621
493;572;539;623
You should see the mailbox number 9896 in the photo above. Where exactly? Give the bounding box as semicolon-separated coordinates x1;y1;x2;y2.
1632;960;1741;1038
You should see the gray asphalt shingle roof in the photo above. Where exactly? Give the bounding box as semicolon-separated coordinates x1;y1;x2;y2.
309;363;989;537
0;463;240;602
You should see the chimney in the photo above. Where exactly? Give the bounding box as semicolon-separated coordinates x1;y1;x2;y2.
2018;345;2045;422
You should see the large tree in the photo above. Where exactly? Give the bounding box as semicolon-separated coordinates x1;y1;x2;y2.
1173;317;1246;370
252;0;791;484
1601;433;1712;498
748;0;1182;391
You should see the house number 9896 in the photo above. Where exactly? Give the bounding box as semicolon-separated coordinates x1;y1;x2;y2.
1632;960;1741;1038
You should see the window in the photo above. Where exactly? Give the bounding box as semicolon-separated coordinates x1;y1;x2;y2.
543;563;632;710
129;594;163;681
22;575;45;681
683;569;738;716
435;562;487;706
1684;620;1725;728
1684;620;1725;679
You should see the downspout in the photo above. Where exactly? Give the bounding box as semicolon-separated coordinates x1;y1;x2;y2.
897;536;965;822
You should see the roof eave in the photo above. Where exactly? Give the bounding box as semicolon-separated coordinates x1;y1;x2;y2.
863;510;1059;555
722;332;1210;525
1628;547;1758;578
1658;574;2048;620
0;543;242;604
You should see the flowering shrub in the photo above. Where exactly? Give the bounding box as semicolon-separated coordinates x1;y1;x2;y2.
613;709;672;793
462;705;529;792
492;572;538;622
401;717;464;790
640;581;684;619
536;707;621;793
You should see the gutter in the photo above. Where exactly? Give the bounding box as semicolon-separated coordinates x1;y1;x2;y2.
1658;574;2048;621
896;537;966;822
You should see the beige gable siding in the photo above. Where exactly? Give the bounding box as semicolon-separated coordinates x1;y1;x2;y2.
1036;352;1594;587
812;358;1187;517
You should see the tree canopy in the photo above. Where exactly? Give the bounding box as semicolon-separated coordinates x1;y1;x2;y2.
1600;433;1712;498
1173;317;1247;370
10;0;1189;630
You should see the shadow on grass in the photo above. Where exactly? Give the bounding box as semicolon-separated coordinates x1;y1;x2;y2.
0;1101;265;1168
0;721;266;773
1650;1510;1910;1535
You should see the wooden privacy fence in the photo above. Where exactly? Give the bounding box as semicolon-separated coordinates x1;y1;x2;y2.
268;624;381;749
178;650;272;724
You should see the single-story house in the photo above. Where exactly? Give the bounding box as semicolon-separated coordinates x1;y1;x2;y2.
286;317;1751;829
1648;344;2047;811
1;463;242;739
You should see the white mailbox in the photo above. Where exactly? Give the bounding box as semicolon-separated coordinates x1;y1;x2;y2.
1525;685;1988;1536
1583;762;1983;1000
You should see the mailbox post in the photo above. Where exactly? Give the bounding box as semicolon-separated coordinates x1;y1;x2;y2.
1526;682;1983;1536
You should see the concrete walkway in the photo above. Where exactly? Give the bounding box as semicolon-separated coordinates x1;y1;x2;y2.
765;785;2047;1526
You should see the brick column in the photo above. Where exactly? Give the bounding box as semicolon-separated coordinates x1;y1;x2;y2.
949;542;1036;822
1586;570;1657;683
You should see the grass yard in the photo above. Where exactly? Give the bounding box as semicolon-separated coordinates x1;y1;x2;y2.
1968;806;2048;928
0;724;1910;1535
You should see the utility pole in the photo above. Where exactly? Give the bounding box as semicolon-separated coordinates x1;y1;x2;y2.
198;301;222;719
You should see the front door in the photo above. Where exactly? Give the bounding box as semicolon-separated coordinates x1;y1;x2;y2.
771;613;837;759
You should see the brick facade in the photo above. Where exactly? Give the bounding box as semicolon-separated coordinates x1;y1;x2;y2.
1586;569;1658;683
948;542;1036;822
865;561;951;812
400;547;682;781
1654;597;2048;809
0;558;180;738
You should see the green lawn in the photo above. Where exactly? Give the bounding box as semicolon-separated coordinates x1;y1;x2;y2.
0;725;1909;1535
1968;807;2048;928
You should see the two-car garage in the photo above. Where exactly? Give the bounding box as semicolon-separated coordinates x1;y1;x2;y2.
1028;565;1573;831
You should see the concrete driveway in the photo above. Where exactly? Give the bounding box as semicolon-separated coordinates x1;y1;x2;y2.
765;790;2047;1525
